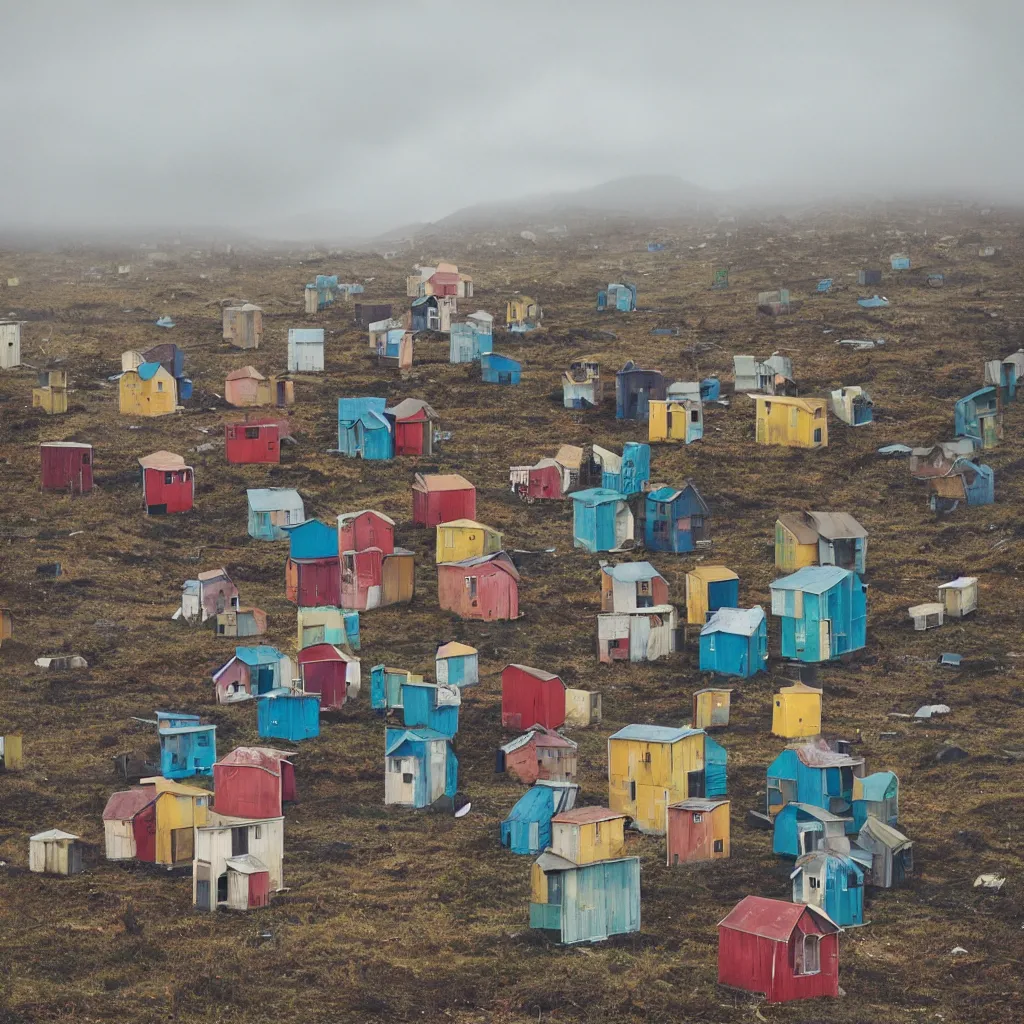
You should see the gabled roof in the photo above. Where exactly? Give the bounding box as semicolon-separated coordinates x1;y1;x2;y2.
103;787;156;820
770;565;852;595
805;511;867;540
777;512;821;545
602;562;664;583
552;806;624;826
30;829;80;842
235;646;283;666
780;802;847;823
534;849;578;872
701;606;765;637
747;393;825;412
197;568;231;583
226;366;265;381
610;724;702;744
436;641;477;658
648;481;707;512
215;746;294;774
554;444;585;469
500;728;576;755
337;508;395;528
385;397;438;420
438;518;498;532
385;727;451;755
957;385;997;404
440;551;520;579
297;643;351;663
505;783;578;823
138;450;187;471
506;664;561;682
136;361;164;381
247;488;302;511
413;473;474;492
858;816;912;851
687;565;738;585
938;576;978;591
718;895;841;939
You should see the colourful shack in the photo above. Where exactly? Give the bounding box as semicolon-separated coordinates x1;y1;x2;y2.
437;551;520;620
412;473;476;527
213;747;296;819
770;566;867;663
666;798;730;864
502;664;566;731
138;451;194;515
645;482;710;553
501;780;579;856
699;607;767;678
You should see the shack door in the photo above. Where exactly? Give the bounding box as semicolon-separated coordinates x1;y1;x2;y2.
254;664;275;694
629;616;651;662
982;413;998;448
170;826;194;864
819;619;832;659
687;770;706;799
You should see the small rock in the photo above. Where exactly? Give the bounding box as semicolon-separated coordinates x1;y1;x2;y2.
935;745;969;763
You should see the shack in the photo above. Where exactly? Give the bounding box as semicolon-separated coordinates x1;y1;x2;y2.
601;562;668;612
435;519;502;564
645;482;709;553
119;361;177;416
597;282;637;311
155;712;216;779
257;692;320;742
685;566;738;625
692;687;732;730
938;576;978;618
648;397;703;443
435;641;478;688
337;397;393;461
247;488;305;541
213;646;291;703
699;607;767;678
40;441;93;494
597;606;678;663
138;451;194;515
222;303;263;350
855;817;913;887
772;682;823;739
0;319;23;368
225;421;280;464
480;352;521;385
502;664;566;731
437;552;520;620
829;386;873;427
497;726;578;785
214;607;267;639
955;386;1001;449
570;489;634;552
193;813;284;911
225;367;293;408
550;807;627;864
766;740;865;819
287;328;324;372
32;368;68;414
751;395;828;448
385;398;438;456
501;781;579;855
213;747;296;820
399;680;461;739
297;606;360;650
592;442;650;495
412;473;475;527
791;849;865;927
772;802;848;857
769;566;867;663
927;458;994;510
178;568;238;623
384;728;458;809
297;643;360;709
616;361;666;420
563;360;602;409
29;829;83;876
775;511;867;574
666;798;730;864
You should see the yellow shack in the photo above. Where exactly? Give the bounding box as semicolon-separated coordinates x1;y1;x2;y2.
685;566;739;625
119;361;177;416
608;724;713;834
435;519;503;564
648;398;702;443
1;733;24;770
550;807;627;864
32;370;68;415
0;607;11;646
506;295;541;326
141;776;211;865
750;394;828;448
771;682;822;739
692;687;733;730
564;688;602;727
775;513;820;570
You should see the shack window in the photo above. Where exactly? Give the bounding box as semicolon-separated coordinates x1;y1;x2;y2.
809;876;820;889
629;781;636;802
157;381;164;392
690;409;699;423
814;407;823;419
164;472;174;485
764;401;772;414
245;427;260;439
796;934;821;975
82;452;91;464
813;428;822;443
465;576;478;599
692;813;703;823
594;821;601;842
196;733;210;747
641;751;652;764
402;773;413;784
713;839;724;852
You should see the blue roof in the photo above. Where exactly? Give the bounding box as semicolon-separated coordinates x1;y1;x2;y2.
505;785;555;823
570;488;628;505
610;724;702;744
482;353;521;370
857;771;897;800
411;296;432;307
603;562;662;582
648;486;683;502
247;488;302;512
385;727;450;755
770;565;852;595
137;361;163;381
235;646;283;666
155;712;200;723
958;386;996;404
338;396;386;423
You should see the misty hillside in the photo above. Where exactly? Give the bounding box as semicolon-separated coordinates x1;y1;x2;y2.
424;175;719;232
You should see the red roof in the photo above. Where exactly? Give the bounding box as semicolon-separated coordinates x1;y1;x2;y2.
552;806;623;825
718;895;840;940
297;643;347;663
429;271;459;285
215;746;295;775
102;786;156;821
533;732;576;749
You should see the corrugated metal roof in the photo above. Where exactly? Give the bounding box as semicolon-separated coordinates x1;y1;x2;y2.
507;664;560;682
602;562;663;583
718;895;840;938
938;576;978;590
783;802;846;823
436;641;477;658
858;816;912;850
687;565;738;584
226;366;264;381
215;747;293;774
701;606;764;637
440;551;520;578
647;486;682;502
385;727;450;755
806;511;867;540
235;646;283;666
668;798;729;812
610;724;701;744
777;512;819;545
569;488;627;504
102;787;156;820
747;394;826;413
534;849;578;872
197;569;230;582
247;488;302;512
385;398;438;420
552;806;623;825
337;509;395;528
770;565;852;595
30;829;80;842
413;473;473;492
855;771;897;801
438;518;496;531
225;853;268;874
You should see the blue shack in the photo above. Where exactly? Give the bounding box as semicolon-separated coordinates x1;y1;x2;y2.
400;680;460;739
705;734;728;797
597;282;637;312
530;852;641;944
645;481;709;553
246;488;305;541
595;442;650;495
569;488;634;553
954;386;1001;449
772;802;849;857
699;606;767;678
282;519;338;560
337;397;393;460
384;727;458;809
851;771;899;830
769;566;867;663
257;690;320;742
501;780;579;855
767;742;865;820
481;352;521;385
370;665;415;711
890;254;910;270
314;274;338;309
647;243;665;252
435;641;479;687
155;712;216;779
791;848;867;927
930;458;994;510
449;320;493;363
616;362;666;420
700;377;720;401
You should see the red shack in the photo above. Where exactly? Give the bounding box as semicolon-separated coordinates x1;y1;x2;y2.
40;441;93;494
386;399;438;457
521;459;564;500
213;747;296;819
337;509;395;555
298;644;359;709
498;726;578;784
438;551;519;621
501;664;566;731
412;473;475;527
718;896;841;1003
226;420;280;465
428;270;460;296
286;557;341;607
138;450;194;515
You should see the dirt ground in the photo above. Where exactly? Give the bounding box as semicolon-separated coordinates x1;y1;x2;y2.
1;206;1023;1024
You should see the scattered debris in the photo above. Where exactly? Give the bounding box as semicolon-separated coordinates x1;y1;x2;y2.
950;946;969;956
973;874;1005;891
914;704;951;719
838;338;884;349
877;444;912;456
35;655;88;670
939;653;963;668
155;316;175;328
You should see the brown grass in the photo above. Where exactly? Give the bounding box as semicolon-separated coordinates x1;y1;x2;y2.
1;211;1023;1023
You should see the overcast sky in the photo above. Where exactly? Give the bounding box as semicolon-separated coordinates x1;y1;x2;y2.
1;2;1022;239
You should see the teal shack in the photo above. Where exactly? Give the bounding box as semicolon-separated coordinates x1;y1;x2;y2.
772;802;849;857
851;771;899;830
384;728;458;809
767;741;865;820
569;488;634;553
699;607;767;678
481;353;521;385
530;853;641;944
501;781;579;856
337;397;393;460
400;680;461;739
791;848;867;927
769;566;867;663
595;442;650;495
257;690;320;742
155;712;216;779
370;665;416;711
705;734;728;797
435;641;479;688
283;519;338;560
246;488;305;541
